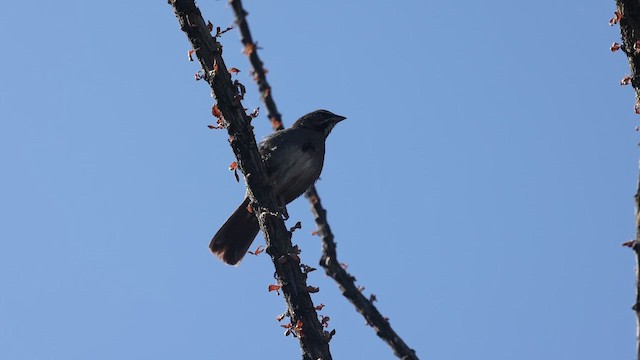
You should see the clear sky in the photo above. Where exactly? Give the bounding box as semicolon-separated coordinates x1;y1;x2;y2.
0;1;634;359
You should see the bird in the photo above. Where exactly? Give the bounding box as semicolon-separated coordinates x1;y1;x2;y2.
210;109;346;265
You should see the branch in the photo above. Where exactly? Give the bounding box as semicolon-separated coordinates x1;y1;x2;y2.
228;1;418;358
306;187;419;360
229;0;284;131
614;2;640;359
169;2;331;359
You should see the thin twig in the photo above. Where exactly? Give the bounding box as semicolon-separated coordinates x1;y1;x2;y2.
169;2;331;359
228;1;419;358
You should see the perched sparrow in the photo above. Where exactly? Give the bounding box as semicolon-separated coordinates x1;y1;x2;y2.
210;110;346;265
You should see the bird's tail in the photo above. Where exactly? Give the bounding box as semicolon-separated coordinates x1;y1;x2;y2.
210;197;261;265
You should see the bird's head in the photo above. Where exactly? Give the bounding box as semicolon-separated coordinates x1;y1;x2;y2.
292;109;346;138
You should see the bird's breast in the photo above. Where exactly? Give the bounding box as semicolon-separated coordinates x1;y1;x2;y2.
266;136;325;204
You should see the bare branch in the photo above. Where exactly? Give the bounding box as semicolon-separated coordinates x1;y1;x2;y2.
305;187;419;360
229;0;283;131
169;2;331;359
614;1;640;358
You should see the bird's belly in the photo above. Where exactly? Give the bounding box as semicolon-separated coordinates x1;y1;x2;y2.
271;150;323;204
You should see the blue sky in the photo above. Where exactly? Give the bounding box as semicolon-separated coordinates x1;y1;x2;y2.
0;1;634;359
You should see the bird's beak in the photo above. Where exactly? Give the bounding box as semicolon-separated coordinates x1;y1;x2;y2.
333;115;347;123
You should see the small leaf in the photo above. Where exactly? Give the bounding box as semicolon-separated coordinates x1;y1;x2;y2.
610;42;621;52
306;286;320;293
268;284;281;294
228;67;241;74
294;320;304;337
211;104;221;118
188;49;195;61
315;303;325;311
229;161;240;181
609;11;622;26
207;21;214;32
620;75;632;85
248;245;265;256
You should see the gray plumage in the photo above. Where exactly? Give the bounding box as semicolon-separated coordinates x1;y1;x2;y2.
210;110;346;265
